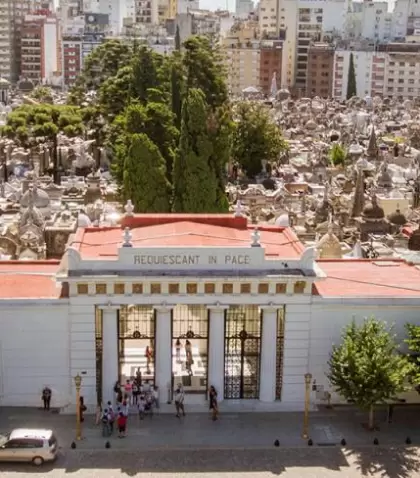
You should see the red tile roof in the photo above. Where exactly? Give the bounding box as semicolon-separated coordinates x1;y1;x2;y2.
315;259;420;298
74;221;304;259
0;261;62;299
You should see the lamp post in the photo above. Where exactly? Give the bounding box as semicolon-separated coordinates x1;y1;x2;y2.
74;374;82;441
302;372;312;439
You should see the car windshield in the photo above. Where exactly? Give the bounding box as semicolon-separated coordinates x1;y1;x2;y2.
0;434;9;446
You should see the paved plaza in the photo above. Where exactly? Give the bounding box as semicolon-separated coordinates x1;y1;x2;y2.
0;407;420;476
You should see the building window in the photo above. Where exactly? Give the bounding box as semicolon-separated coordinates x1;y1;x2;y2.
204;283;215;294
240;283;251;294
132;283;143;294
223;283;233;294
150;283;161;294
96;284;107;295
294;281;306;294
186;283;198;294
168;283;179;294
77;283;88;295
258;283;269;294
114;283;125;295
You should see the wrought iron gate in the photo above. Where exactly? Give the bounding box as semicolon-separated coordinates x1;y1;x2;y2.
118;305;155;384
172;305;209;392
95;308;103;406
275;307;285;400
224;306;262;399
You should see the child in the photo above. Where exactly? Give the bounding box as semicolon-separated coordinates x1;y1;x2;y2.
117;412;127;438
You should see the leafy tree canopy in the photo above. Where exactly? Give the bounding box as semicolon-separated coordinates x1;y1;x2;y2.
122;133;171;213
406;323;420;384
329;143;346;166
328;316;414;429
172;88;219;213
232;101;287;178
1;104;85;146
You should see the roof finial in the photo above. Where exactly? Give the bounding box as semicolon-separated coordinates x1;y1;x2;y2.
251;227;261;247
234;199;244;218
122;227;133;247
124;199;134;216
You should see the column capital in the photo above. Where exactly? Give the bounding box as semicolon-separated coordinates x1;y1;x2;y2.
153;302;174;312
97;302;120;310
207;302;229;311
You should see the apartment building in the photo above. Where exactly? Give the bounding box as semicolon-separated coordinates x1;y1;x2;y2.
21;13;59;85
0;0;14;80
379;42;420;101
62;35;83;87
223;21;282;96
306;42;334;98
258;0;277;37
331;42;420;101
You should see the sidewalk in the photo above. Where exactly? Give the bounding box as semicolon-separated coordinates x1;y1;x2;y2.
0;405;419;451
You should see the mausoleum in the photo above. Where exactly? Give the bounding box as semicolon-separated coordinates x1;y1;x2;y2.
0;213;420;411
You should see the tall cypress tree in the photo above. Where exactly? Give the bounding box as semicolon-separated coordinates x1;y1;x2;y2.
346;52;357;99
171;53;183;129
123;133;171;213
172;88;218;212
175;25;181;51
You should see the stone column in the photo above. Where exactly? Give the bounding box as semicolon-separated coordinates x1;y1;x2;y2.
259;307;278;402
101;306;119;406
208;305;228;402
154;305;173;402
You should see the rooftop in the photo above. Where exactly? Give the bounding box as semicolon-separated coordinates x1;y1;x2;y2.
0;261;62;300
314;259;420;298
72;215;305;260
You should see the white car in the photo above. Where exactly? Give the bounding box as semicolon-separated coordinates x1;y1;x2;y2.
0;428;58;466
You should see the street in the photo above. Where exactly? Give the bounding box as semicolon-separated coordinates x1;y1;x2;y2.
0;447;419;477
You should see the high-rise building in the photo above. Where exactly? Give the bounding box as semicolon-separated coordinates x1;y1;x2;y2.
236;0;254;17
20;13;60;85
306;42;334;98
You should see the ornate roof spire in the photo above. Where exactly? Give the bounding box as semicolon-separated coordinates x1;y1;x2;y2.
351;165;365;218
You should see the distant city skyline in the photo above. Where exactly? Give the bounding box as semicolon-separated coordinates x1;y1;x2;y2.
53;0;237;12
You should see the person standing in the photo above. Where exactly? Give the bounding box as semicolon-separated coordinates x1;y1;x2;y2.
185;340;192;366
42;386;52;411
174;384;185;418
175;339;181;363
209;385;219;421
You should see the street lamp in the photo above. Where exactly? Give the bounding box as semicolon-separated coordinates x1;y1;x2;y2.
74;374;82;441
302;372;312;439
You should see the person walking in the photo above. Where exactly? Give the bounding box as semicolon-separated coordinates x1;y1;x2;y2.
117;411;127;438
209;385;219;421
175;338;181;363
174;384;185;418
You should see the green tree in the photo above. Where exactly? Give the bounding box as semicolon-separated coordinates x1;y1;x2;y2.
183;36;228;109
122;133;171;212
170;52;183;128
328;317;414;430
329;143;346;166
131;46;160;104
172;88;219;212
98;65;134;118
78;39;132;91
232;101;287;178
111;102;178;185
406;324;420;384
346;52;357;99
175;25;181;51
30;86;53;103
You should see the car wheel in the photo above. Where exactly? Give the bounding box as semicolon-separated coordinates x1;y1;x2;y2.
32;456;44;466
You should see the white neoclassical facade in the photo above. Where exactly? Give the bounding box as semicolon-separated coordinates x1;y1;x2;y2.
1;213;420;410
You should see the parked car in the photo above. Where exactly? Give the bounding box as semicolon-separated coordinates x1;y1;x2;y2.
0;429;58;466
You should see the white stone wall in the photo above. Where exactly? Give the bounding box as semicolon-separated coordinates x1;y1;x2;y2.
282;303;311;407
309;299;420;404
69;302;97;408
0;301;70;407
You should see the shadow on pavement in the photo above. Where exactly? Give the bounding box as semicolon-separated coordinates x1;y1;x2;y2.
0;448;361;476
344;446;420;478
